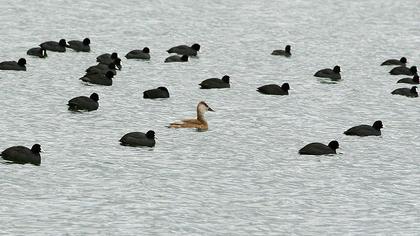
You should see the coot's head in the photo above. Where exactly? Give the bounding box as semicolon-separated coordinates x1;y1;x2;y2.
142;47;150;53
31;144;42;154
373;120;383;130
146;130;155;139
89;92;99;102
157;86;169;93
18;58;26;66
328;140;339;151
105;71;115;79
221;75;230;83
114;58;122;70
83;38;91;46
410;86;418;94
111;52;118;59
59;39;67;47
281;82;290;91
191;43;200;51
181;55;189;61
333;65;341;73
413;74;419;83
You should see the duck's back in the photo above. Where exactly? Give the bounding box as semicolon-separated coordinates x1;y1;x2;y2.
40;41;65;52
167;45;197;56
314;68;340;79
80;74;112;86
68;96;98;111
381;59;404;66
389;66;412;75
257;84;287;95
344;125;380;136
143;88;169;99
391;88;418;97
68;40;90;52
126;50;150;59
120;132;155;147
397;78;418;84
200;78;229;89
1;146;40;165
299;143;335;155
0;61;25;71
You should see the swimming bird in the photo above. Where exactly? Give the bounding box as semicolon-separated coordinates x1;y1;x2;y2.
85;63;117;76
167;43;200;56
169;101;214;130
257;83;290;95
143;87;170;99
125;47;150;60
0;58;26;71
199;75;230;89
391;86;418;97
119;130;156;147
80;71;114;86
96;53;122;70
397;74;419;84
381;57;407;66
314;65;341;80
389;66;417;76
299;140;339;155
40;39;68;52
164;55;188;63
344;120;383;136
271;45;291;57
67;93;99;111
1;144;42;165
27;47;47;58
68;38;91;52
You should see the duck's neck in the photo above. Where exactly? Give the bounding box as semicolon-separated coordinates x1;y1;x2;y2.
197;112;207;123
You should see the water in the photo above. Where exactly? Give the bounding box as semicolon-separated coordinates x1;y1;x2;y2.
1;0;420;235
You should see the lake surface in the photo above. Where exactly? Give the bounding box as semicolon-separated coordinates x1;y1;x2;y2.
1;0;419;235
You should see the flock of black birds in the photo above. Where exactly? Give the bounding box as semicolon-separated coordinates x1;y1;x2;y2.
0;39;418;165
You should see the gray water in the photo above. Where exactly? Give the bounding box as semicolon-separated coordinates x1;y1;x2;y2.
1;0;420;235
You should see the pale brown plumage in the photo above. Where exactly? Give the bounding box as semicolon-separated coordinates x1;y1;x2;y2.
169;101;214;130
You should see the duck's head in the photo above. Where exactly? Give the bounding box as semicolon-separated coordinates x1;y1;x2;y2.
285;45;291;53
158;87;169;93
108;63;116;70
281;83;290;91
333;65;341;73
222;75;230;83
191;43;200;51
146;130;155;139
83;38;91;46
197;101;214;114
105;71;114;79
373;120;383;130
328;140;339;151
90;92;99;102
143;47;150;53
31;144;42;154
111;52;118;59
413;74;419;83
59;39;68;47
41;49;47;57
400;57;407;64
181;55;189;61
410;86;418;94
114;58;122;70
410;66;417;74
18;58;26;66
